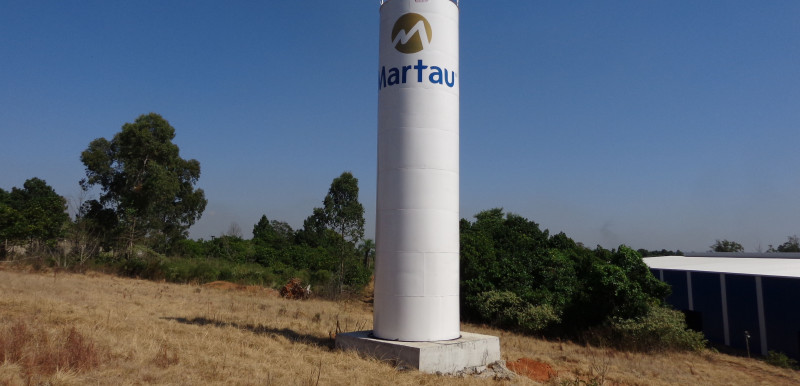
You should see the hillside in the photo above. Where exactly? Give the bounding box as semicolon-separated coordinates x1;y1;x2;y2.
1;266;798;385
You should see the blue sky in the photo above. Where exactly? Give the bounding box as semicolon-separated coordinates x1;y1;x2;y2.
2;1;798;252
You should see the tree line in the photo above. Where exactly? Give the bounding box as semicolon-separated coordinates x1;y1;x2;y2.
1;112;794;350
1;113;370;294
711;237;800;253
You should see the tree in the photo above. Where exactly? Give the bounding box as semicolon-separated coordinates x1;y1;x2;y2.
0;188;22;250
253;214;294;249
710;239;744;253
460;209;670;334
296;208;330;248
0;178;69;256
80;113;207;256
322;172;365;245
318;172;365;292
770;235;800;253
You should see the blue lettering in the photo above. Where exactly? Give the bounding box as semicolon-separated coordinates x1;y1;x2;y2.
378;59;456;90
429;66;443;84
413;59;428;82
402;65;412;84
387;67;400;86
445;69;455;87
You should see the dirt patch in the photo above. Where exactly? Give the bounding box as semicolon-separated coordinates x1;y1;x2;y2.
506;357;556;382
202;281;278;297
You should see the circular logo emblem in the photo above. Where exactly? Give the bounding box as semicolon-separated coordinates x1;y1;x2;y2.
391;13;432;54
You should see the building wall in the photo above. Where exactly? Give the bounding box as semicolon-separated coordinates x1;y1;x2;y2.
762;276;800;359
691;272;725;344
662;269;689;310
724;274;762;354
652;269;800;359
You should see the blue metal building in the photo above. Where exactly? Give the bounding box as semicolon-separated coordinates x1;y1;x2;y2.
645;254;800;359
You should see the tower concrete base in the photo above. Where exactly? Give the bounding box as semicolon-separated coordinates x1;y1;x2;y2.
335;330;501;374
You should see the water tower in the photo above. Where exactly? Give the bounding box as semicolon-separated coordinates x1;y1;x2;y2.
336;0;501;374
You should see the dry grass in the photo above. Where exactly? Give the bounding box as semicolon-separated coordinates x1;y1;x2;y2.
0;319;101;384
0;265;798;385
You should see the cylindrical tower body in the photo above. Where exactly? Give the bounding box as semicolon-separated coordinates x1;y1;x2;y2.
374;0;460;342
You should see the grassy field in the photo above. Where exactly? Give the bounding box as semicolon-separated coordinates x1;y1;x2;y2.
1;265;798;385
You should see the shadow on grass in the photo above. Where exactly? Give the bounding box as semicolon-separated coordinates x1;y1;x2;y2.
161;316;334;349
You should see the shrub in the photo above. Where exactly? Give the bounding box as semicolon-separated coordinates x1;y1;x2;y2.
120;257;165;280
170;238;207;258
593;306;706;352
230;263;277;286
189;261;221;283
765;351;798;369
516;303;561;333
474;290;560;333
163;259;194;283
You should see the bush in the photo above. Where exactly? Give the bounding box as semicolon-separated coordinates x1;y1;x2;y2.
116;256;281;286
189;261;220;283
474;290;560;333
230;262;277;286
460;209;671;338
765;351;798;369
170;238;207;258
591;306;706;352
120;257;166;280
516;303;561;333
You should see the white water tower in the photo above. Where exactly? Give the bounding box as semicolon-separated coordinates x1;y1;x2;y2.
374;0;460;342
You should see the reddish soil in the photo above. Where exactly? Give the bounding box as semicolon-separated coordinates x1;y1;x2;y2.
506;357;557;382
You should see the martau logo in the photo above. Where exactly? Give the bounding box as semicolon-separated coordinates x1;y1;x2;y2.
391;13;432;54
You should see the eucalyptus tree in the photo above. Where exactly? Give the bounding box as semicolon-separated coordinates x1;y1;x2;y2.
80;113;206;255
314;172;365;292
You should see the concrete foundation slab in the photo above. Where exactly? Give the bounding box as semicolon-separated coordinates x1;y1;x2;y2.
335;330;501;374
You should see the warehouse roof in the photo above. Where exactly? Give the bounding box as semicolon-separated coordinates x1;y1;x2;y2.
643;254;800;279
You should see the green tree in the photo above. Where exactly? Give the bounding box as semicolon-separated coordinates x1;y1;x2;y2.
0;178;69;255
296;208;330;248
0;188;23;250
252;215;272;242
79;113;207;256
252;214;294;250
318;172;366;292
771;235;800;253
710;239;744;253
461;209;671;334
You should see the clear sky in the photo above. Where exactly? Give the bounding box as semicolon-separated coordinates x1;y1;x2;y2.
2;1;798;253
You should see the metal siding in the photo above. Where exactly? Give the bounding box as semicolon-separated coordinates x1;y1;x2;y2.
690;272;725;343
762;276;800;359
662;269;689;310
725;274;762;353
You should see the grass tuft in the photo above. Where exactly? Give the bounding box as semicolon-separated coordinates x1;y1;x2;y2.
0;319;102;378
153;343;180;368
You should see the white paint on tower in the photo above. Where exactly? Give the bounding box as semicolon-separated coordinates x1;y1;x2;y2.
374;0;460;342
